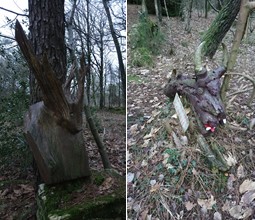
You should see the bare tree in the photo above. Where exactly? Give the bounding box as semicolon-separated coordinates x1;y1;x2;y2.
102;0;126;107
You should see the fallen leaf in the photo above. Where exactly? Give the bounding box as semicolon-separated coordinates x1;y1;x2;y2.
240;190;255;205
229;205;253;219
185;201;196;211
130;124;138;135
99;177;114;191
213;211;222;220
239;179;255;194
140;208;149;220
127;172;135;183
141;160;148;167
227;174;236;191
249;118;255;130
223;152;237;167
133;202;141;213
197;195;216;210
150;179;156;186
20;184;34;194
13;189;22;195
222;200;232;212
141;139;150;148
237;164;245;179
150;183;160;193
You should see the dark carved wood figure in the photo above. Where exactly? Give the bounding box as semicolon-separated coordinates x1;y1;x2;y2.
164;42;227;134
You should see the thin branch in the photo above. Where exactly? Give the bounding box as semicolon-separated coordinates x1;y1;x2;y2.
225;72;255;106
0;7;28;17
0;33;15;41
208;0;219;13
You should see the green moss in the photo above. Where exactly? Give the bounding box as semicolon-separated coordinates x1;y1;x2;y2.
37;170;125;220
93;173;105;186
50;194;125;219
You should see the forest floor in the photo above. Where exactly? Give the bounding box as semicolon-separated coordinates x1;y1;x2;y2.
127;4;255;220
0;109;125;219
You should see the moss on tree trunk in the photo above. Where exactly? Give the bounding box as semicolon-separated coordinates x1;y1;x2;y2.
202;0;241;58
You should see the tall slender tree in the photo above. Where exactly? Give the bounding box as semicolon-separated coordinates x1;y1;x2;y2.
102;0;126;106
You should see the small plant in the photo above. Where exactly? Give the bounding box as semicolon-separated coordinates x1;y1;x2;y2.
129;15;165;67
131;47;153;67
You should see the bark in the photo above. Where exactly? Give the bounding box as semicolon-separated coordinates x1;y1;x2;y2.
102;0;126;107
202;0;241;58
28;0;67;103
205;0;208;18
183;0;193;33
221;0;255;100
99;37;104;109
86;0;92;105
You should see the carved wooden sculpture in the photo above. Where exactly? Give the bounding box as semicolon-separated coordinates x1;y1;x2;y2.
164;42;227;134
15;20;90;184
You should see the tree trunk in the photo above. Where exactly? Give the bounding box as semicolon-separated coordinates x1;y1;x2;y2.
202;0;241;58
86;0;92;105
28;0;67;104
84;100;111;169
142;0;148;15
99;36;104;109
102;0;126;107
205;0;208;19
221;0;255;100
154;0;162;23
16;0;90;184
183;0;193;33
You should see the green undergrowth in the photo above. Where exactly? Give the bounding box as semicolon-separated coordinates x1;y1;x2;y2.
129;14;165;67
0;90;31;169
107;107;126;115
37;170;125;220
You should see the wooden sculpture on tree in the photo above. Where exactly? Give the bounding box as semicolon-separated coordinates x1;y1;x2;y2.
15;20;90;184
164;42;228;135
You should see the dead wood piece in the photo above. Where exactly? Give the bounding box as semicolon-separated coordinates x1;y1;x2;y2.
24;102;90;184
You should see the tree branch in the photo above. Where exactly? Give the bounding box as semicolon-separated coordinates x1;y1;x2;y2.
0;33;15;41
208;0;219;12
0;7;28;17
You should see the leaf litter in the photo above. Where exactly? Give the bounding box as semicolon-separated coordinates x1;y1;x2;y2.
127;4;255;220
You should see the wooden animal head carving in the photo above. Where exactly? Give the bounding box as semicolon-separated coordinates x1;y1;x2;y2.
164;42;228;134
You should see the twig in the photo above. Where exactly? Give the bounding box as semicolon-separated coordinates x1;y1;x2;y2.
225;72;255;106
208;0;219;13
0;6;28;17
0;33;15;41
